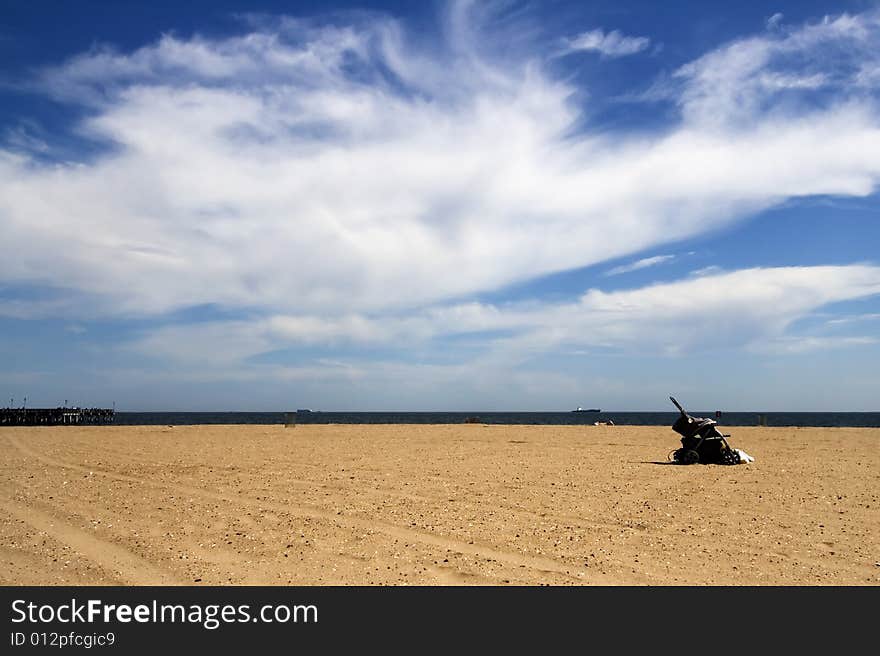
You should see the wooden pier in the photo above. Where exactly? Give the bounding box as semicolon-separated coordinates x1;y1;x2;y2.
0;407;115;426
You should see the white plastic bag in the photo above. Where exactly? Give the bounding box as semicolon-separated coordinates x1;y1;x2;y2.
734;448;755;463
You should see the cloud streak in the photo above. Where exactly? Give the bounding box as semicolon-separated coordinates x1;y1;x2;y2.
603;254;675;276
563;28;651;58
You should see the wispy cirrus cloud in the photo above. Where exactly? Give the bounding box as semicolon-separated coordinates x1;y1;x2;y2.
562;28;651;58
468;265;880;359
123;265;880;369
824;313;880;325
673;10;880;127
766;13;785;31
751;335;878;354
603;254;675;277
2;122;49;154
689;265;724;277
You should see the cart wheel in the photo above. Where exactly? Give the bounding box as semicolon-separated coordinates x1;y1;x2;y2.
721;449;741;465
679;449;699;465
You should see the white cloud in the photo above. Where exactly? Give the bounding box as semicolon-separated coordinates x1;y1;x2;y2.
127;320;273;366
855;62;880;88
0;297;82;320
673;10;880;128
757;71;827;90
603;254;675;276
476;265;880;358
1;3;880;342
122;266;880;368
564;28;651;58
3;124;49;154
689;265;724;277
767;13;784;31
751;335;878;354
825;313;880;325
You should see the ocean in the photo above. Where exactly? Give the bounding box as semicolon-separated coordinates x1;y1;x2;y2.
113;411;880;427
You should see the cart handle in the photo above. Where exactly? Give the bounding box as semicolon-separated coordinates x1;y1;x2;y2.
669;396;687;417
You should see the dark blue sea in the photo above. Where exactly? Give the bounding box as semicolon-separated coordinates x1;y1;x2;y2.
113;411;880;427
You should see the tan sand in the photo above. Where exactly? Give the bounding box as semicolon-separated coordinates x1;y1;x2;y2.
0;424;877;585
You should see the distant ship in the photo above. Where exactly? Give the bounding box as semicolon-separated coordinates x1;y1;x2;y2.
572;407;601;413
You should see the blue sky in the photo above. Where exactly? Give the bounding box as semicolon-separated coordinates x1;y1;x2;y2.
1;0;879;411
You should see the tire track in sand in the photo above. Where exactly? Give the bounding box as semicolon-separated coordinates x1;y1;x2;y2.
0;496;182;585
52;437;630;535
8;435;613;583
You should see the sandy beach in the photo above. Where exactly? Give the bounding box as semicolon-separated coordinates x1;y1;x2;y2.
1;424;877;585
